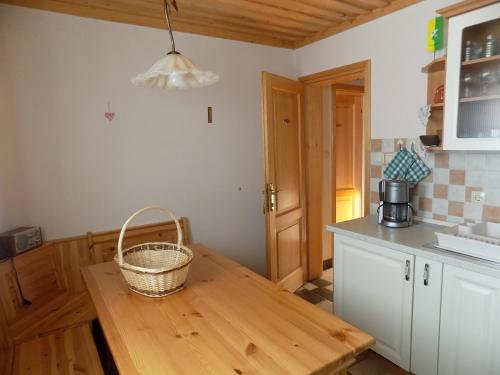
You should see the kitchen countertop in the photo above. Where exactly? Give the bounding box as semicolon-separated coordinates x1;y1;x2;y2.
82;243;374;375
327;216;500;278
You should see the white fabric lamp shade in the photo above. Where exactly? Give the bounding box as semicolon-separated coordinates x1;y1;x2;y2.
131;52;219;89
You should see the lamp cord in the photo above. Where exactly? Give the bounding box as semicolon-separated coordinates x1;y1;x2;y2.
163;0;177;53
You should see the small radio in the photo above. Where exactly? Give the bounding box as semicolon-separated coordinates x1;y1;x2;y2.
0;227;43;259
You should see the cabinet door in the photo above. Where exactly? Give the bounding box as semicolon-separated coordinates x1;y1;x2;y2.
443;3;500;150
334;235;414;370
411;257;443;375
439;265;500;375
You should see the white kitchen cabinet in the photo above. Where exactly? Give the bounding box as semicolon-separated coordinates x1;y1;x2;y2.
411;257;443;375
443;3;500;150
439;264;500;375
333;235;414;370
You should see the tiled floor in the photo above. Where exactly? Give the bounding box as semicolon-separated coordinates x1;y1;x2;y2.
294;268;333;313
294;268;409;375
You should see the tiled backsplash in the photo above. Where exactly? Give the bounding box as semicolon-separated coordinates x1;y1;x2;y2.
370;138;500;223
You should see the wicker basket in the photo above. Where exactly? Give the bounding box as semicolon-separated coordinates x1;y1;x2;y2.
115;206;193;298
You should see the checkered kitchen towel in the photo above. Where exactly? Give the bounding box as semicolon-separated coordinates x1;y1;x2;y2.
384;148;430;184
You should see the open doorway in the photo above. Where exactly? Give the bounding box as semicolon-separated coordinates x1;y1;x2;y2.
321;81;365;270
299;60;371;281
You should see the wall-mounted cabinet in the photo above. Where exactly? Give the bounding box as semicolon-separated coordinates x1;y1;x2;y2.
443;2;500;150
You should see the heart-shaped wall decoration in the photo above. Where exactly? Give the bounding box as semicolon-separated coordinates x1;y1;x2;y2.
104;111;115;122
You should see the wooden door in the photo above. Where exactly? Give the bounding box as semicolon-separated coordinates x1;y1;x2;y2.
334;235;414;371
439;265;500;375
411;257;443;375
261;72;307;292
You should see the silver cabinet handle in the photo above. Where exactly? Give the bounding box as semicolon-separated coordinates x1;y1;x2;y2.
423;264;430;286
405;260;411;281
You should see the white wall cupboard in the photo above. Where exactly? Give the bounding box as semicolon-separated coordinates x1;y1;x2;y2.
443;3;500;150
334;233;500;374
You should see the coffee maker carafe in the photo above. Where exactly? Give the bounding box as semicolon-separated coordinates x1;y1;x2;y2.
378;180;413;228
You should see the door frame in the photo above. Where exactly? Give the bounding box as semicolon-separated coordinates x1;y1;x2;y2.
299;60;372;280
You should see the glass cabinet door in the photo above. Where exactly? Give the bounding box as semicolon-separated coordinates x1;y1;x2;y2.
457;17;500;139
444;3;500;150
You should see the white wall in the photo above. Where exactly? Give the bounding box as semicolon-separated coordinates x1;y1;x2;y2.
293;0;455;139
0;4;294;274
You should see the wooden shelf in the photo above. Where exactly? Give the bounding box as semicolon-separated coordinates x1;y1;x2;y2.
462;54;500;66
460;94;500;103
424;146;444;152
422;56;446;73
431;103;444;109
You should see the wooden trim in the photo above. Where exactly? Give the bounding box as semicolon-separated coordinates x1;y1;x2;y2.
304;84;324;280
437;0;500;18
334;83;365;94
300;60;369;85
294;0;423;48
302;60;371;280
362;61;372;217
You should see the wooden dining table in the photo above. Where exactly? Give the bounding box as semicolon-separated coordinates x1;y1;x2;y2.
82;243;374;375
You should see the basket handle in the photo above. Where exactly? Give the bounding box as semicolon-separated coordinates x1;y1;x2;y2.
117;206;183;265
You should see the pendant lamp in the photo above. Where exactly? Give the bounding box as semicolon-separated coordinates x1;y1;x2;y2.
131;0;219;89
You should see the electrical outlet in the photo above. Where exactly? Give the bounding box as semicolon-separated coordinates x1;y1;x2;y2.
471;190;485;203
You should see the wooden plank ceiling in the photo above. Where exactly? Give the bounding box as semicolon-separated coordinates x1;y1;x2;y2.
1;0;422;49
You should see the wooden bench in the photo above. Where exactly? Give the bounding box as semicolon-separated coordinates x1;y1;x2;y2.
0;218;191;374
13;323;104;375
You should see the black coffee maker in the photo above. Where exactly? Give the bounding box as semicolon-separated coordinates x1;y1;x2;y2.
378;180;413;228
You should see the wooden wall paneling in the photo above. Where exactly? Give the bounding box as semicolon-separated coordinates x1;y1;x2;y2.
90;218;191;264
0;265;14;350
304;84;324;280
12;244;64;302
52;236;93;295
0;261;22;323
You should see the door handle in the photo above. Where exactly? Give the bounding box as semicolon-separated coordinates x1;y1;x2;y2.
423;264;430;286
264;183;279;213
269;183;278;212
405;260;411;281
